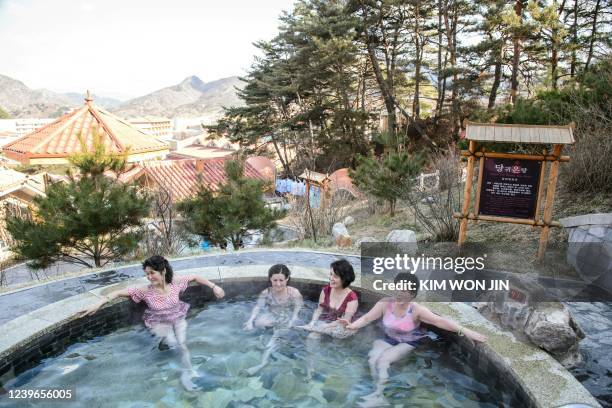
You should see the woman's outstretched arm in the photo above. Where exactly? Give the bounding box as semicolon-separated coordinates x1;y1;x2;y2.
341;300;385;330
187;275;225;298
415;304;487;343
79;288;132;316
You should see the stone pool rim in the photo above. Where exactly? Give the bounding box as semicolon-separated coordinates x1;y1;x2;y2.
0;254;602;408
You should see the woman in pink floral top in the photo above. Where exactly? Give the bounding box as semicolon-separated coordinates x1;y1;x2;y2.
80;255;225;390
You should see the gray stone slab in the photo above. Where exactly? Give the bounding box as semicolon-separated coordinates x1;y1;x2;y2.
560;213;612;228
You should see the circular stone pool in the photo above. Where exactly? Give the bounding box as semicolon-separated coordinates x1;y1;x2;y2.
0;275;533;408
1;297;519;407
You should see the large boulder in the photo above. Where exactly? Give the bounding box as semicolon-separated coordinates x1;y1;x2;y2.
385;229;417;255
332;222;352;248
524;304;585;359
477;299;584;367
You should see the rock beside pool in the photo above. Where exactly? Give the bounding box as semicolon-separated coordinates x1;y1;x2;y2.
332;222;352;248
354;236;377;248
478;300;585;367
524;303;585;366
385;229;418;255
343;215;355;226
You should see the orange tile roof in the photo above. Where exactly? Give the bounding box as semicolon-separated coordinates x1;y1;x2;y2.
329;168;363;198
124;157;267;201
246;156;275;182
2;95;169;163
169;145;235;160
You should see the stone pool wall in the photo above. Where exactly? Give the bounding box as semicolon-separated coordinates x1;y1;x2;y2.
0;251;603;407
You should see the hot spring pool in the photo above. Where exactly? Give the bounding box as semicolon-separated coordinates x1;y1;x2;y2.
1;298;517;407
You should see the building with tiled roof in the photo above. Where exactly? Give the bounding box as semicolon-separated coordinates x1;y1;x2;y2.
120;157;269;202
0;167;49;252
246;156;275;183
169;144;235;160
329;168;362;198
2;93;169;165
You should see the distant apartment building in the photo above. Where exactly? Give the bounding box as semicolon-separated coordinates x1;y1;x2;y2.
0;118;55;137
128;116;173;140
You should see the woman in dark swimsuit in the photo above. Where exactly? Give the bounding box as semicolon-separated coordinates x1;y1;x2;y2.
298;259;358;338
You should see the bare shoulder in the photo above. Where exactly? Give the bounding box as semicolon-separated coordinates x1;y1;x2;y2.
289;286;302;297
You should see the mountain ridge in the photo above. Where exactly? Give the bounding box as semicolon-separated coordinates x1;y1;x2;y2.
112;75;244;122
0;74;124;117
0;74;244;122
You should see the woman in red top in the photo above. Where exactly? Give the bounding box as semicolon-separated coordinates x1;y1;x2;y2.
299;259;358;338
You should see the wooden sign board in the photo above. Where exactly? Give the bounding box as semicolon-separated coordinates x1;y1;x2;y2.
478;158;542;220
456;122;575;261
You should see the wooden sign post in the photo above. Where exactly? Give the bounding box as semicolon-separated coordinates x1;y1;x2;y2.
454;122;574;260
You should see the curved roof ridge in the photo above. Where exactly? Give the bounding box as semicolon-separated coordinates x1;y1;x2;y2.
87;103;125;151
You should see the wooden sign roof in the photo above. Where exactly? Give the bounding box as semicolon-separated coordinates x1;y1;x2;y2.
464;121;575;145
299;169;330;183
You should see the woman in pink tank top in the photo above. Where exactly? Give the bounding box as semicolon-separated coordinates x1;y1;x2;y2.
79;255;225;390
340;272;487;407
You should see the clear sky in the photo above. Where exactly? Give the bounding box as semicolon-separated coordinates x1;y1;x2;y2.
0;0;295;100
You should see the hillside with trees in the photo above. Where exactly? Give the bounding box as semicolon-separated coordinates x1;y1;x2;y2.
216;0;611;194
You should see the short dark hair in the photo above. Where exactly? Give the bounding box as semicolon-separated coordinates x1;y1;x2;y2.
268;264;291;282
143;255;173;284
394;272;419;297
331;259;355;288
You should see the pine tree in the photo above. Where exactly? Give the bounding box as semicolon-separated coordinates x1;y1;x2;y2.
177;160;284;250
350;151;424;216
6;137;149;269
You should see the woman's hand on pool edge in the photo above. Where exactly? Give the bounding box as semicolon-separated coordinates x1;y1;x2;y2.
465;328;487;343
79;304;101;317
212;285;225;299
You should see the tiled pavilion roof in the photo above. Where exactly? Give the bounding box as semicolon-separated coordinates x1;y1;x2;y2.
120;157;268;202
246;156;275;182
2;93;169;163
329;168;362;198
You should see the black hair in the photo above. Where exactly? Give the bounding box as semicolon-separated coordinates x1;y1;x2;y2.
268;264;291;282
142;255;173;284
330;259;355;288
394;272;419;298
